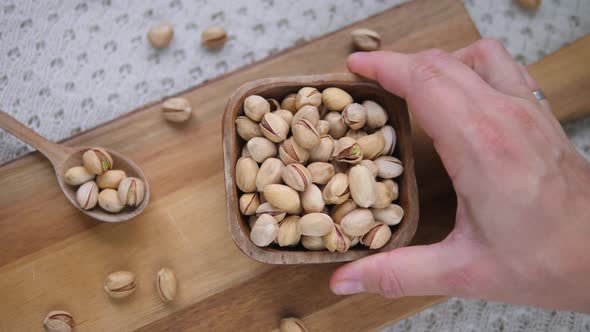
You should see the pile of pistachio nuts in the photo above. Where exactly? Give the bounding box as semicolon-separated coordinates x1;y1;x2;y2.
64;148;145;213
235;87;405;252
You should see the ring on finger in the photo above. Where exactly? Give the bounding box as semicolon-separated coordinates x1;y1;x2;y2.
532;89;546;101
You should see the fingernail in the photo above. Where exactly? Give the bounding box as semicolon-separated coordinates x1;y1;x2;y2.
331;279;365;295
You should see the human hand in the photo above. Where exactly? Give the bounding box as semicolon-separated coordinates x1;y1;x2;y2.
329;39;590;313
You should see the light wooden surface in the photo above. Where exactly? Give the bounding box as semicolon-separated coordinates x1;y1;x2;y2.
1;0;588;329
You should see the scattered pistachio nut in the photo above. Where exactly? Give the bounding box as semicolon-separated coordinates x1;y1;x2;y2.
104;271;136;299
64;166;95;186
373;182;394;209
260;112;289;143
350;236;360;247
363;100;388;129
82;147;113;175
277;215;301;247
235;116;263;141
342;103;367;130
256;202;286;222
351;28;381;51
298;213;334;236
239;192;260;215
236;156;259;193
96;170;126;189
333;137;363;164
244;95;270;122
379;125;397;156
247;137;277;163
349;165;377;208
331;199;357;224
250;214;279;247
156;267;177;303
307;162;335;185
345;129;368;140
359;159;378;177
43;310;74;332
324;112;347;139
280;317;309;332
308;135;334;163
322;87;353;111
118;177;146;207
162;97;192;123
201;26;227;48
316;120;330;136
76;181;99;210
281;163;312;191
281;93;297;113
273;109;294;126
292;105;320;127
322;224;351;252
372;203;404;226
256;158;284;192
356;133;385;160
147;23;174;49
279;137;309;165
374;156;404;178
322;173;350;205
300;183;325;213
292;118;321;149
361;222;392;249
295;87;322;109
98;188;125;213
264;184;301;214
340;208;375;237
301;235;326;251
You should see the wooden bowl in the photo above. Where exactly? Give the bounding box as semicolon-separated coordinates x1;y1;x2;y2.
222;73;419;264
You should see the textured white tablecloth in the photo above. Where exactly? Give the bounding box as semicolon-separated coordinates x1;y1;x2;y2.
0;0;589;331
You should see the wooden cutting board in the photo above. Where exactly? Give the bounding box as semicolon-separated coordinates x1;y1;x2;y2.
1;0;589;329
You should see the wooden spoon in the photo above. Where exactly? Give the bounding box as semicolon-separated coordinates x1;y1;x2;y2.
0;111;149;222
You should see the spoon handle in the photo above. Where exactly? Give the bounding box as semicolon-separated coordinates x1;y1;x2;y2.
0;111;72;165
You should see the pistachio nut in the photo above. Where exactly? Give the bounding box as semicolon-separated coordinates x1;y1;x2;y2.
322;173;350;205
391;180;399;201
281;93;297;113
76;181;99;210
308;135;334;163
236;157;259;193
277;215;301;247
266;98;281;111
97;170;126;189
322;87;353;112
351;28;381;51
317;120;330;136
201;26;227;48
104;271;136;298
248;216;258;229
331;199;358;224
280;317;309;332
292;118;320;149
281;163;312;191
156;267;177;303
300;184;325;213
43;310;74;332
64;166;95;186
382;179;395;192
250;214;279;247
260;112;289;143
375;156;404;179
247;137;277;163
241;145;251;158
256;157;284;192
162;97;192;123
350;236;360;247
371;203;404;226
256;202;286;222
292;105;320;127
356;133;385;160
332;137;363;164
363;100;388;129
236;116;263;141
98;188;125;213
349;165;377;208
118;177;146;207
243;95;270;122
279;137;309;165
239;192;260;215
342;103;367;130
340;208;375;237
324;112;347;139
345;129;368;140
264;184;301;214
295;86;322;109
359;159;378;177
273;109;294;126
361;222;392;249
82;147;113;175
301;235;325;251
322;224;351;252
372;182;394;209
298;213;334;236
379;125;397;156
307;162;335;185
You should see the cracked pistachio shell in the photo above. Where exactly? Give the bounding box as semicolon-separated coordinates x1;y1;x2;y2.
324;112;347;139
260;112;289;143
97;170;126;189
117;177;146;207
64;166;95;186
351;28;381;51
331;199;358;224
356;133;385;160
292;105;320;127
281;93;297;113
297;213;334;236
379;125;397;156
345;129;368;140
317;120;330;136
104;271;136;298
277;216;301;247
373;182;394;209
375;156;404;178
247;137;277;163
363;100;388;128
350;236;360;247
301;235;325;251
333;137;363;164
322;87;353;112
280;317;309;332
201;26;227;48
372;203;404;226
322;173;350;205
43;310;74;332
250;214;279;247
359;159;378;177
98;189;125;213
263;184;301;214
256;202;286;222
309;135;334;163
244;95;270;122
76;181;99;210
293;118;320;149
279;137;309;165
273;109;293;126
349;165;377;208
300;184;325;213
239;192;260;215
281;163;312;191
236;116;263;141
307;162;335;185
322;224;351;252
340;208;375;237
82;147;113;175
236;157;259;193
267;98;281;111
156;267;177;303
342;103;367;130
295;87;322;109
256;158;284;192
162;97;192;123
361;222;392;249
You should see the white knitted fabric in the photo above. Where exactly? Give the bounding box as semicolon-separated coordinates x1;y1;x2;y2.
0;0;588;331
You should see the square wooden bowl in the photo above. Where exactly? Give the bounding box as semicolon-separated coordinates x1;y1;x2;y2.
222;73;419;264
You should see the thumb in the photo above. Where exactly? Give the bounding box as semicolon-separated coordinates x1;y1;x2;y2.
330;243;469;298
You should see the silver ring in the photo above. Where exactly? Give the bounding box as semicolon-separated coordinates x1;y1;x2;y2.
533;90;546;101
